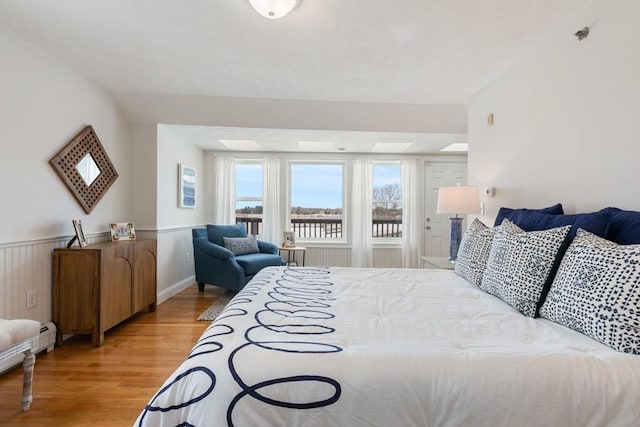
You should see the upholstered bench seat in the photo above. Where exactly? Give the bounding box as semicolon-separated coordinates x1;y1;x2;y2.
0;319;40;411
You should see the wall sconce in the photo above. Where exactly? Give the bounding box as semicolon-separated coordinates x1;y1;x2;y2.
249;0;301;19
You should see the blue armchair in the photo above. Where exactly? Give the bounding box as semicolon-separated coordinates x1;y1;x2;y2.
192;224;284;292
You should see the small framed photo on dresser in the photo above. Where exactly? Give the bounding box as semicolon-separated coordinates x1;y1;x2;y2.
109;222;136;241
72;219;88;247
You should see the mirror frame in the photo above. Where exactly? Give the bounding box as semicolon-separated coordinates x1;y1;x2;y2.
49;125;119;214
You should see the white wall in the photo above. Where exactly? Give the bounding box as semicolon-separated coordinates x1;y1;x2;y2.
131;124;158;230
155;125;209;298
157;124;208;229
468;2;640;222
0;24;133;241
114;92;467;135
0;23;133;321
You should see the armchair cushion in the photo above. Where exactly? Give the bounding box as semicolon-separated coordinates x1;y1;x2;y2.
207;224;247;246
223;236;259;256
236;253;285;275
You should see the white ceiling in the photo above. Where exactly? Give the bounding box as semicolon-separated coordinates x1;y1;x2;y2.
0;0;592;153
159;124;468;154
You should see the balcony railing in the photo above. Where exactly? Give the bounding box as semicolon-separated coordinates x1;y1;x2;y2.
372;219;402;238
235;217;402;238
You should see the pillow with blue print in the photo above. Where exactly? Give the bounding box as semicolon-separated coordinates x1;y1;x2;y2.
223;235;259;256
479;219;571;317
454;218;498;287
540;229;640;354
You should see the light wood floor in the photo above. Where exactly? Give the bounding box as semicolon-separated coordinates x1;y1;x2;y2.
0;283;225;426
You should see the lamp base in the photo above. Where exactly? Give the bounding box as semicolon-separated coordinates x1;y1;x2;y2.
448;217;464;262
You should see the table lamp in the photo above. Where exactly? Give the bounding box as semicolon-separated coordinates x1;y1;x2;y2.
436;185;481;262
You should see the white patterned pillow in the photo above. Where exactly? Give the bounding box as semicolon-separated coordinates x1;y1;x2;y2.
540;229;640;354
454;219;497;286
223;236;259;256
479;219;571;317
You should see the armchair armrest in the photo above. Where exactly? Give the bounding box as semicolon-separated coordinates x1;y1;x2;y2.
257;240;278;255
194;238;234;260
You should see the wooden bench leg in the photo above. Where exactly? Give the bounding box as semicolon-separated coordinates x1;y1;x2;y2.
21;350;35;411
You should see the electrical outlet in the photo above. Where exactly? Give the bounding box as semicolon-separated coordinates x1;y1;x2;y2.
185;252;190;264
27;290;37;309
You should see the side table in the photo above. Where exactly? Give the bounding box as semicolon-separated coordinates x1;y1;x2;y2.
420;256;454;270
278;246;306;266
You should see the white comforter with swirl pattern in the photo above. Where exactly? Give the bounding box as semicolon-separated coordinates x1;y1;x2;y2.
135;267;640;426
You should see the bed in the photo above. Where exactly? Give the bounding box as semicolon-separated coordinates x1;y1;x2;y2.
135;265;640;426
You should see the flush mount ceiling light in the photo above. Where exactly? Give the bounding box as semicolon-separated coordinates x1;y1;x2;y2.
219;139;261;150
372;142;413;153
440;143;469;152
248;0;301;19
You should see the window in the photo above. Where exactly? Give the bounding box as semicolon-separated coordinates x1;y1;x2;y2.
235;162;263;235
290;163;344;239
372;163;402;238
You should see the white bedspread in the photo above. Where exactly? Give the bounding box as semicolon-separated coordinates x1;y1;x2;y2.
135;267;640;426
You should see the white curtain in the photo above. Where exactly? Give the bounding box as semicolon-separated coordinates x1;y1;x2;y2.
213;156;235;224
351;159;373;267
401;159;420;268
262;158;282;244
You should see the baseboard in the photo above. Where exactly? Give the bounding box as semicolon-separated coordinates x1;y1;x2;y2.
158;275;195;305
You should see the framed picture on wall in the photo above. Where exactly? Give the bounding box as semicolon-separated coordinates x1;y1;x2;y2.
179;163;196;208
72;219;88;247
109;222;136;241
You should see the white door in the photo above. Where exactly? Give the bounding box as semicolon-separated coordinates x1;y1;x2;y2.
424;162;467;257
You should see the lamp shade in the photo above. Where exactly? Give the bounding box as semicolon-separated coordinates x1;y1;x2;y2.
436;186;480;215
249;0;300;19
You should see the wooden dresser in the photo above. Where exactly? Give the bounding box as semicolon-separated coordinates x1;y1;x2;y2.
52;239;157;347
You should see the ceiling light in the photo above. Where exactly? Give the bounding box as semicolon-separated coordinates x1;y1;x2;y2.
440;143;468;152
219;139;261;150
372;143;413;153
248;0;301;19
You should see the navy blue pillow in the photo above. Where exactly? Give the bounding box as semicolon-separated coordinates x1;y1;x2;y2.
494;203;564;227
606;208;640;245
509;208;611;239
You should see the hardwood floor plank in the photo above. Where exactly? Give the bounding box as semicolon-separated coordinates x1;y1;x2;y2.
0;284;224;426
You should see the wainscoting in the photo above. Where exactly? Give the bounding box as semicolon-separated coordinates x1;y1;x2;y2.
155;226;195;304
304;246;403;268
0;233;108;323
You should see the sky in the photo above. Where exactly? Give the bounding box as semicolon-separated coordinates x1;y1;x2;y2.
235;162;400;210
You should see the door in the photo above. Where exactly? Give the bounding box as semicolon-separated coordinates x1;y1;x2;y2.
423;162;467;257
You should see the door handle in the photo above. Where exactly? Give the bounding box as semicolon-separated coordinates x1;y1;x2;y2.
425;225;431;230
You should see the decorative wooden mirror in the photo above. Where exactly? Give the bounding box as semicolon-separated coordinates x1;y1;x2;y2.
49;125;118;214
